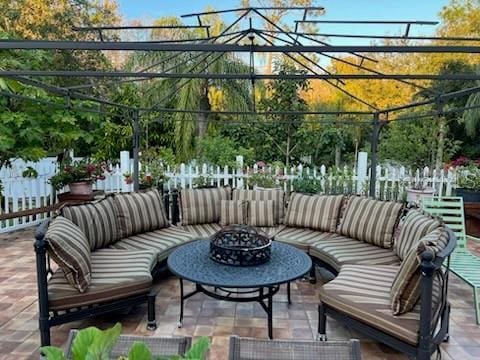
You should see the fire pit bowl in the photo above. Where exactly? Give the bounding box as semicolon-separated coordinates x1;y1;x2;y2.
209;225;272;266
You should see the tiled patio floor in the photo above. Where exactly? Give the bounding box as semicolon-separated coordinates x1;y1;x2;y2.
1;228;480;359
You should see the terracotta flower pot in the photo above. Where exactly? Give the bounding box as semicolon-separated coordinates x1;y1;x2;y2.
69;182;93;196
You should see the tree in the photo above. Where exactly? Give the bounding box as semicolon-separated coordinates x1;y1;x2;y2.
0;0;121;87
416;61;476;172
462;65;480;138
257;60;309;166
128;13;252;161
379;116;439;169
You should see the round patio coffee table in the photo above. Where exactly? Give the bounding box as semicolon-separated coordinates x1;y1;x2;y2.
167;239;312;339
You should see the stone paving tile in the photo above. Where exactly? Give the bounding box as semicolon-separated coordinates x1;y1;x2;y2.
0;228;479;359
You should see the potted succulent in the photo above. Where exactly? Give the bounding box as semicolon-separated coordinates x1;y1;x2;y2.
50;160;106;196
452;157;480;202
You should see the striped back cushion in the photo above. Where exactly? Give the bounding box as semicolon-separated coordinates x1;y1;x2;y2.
61;196;120;251
395;209;442;260
284;193;344;232
337;197;404;248
45;216;91;292
390;227;449;315
114;189;169;238
233;189;285;224
220;200;248;226
248;200;276;227
180;187;231;225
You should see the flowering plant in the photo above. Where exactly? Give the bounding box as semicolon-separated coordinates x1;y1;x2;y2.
50;160;107;191
448;156;480;191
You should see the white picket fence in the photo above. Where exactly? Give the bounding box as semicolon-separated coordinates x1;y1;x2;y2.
0;152;456;233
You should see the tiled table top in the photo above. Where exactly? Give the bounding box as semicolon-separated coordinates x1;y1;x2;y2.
0;228;479;359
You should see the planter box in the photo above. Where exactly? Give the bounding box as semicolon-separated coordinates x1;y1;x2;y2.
456;188;480;203
465;202;480;238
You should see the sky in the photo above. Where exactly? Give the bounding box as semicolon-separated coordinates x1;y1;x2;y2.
115;0;452;68
117;0;451;39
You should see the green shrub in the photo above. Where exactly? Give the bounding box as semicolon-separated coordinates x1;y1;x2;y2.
40;323;210;360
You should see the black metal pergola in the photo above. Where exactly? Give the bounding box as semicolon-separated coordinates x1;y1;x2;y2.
2;6;480;196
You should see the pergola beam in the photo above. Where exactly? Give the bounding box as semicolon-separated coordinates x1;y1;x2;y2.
3;41;480;53
3;71;480;80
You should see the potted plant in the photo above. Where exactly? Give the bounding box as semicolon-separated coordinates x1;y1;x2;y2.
292;174;323;195
454;159;480;202
405;179;435;205
40;323;210;360
50;160;106;196
249;172;279;190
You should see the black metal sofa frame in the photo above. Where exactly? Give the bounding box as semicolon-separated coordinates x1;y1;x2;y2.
317;227;456;360
35;189;178;346
34;220;158;346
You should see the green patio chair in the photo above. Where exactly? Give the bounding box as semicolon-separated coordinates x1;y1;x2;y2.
422;196;480;324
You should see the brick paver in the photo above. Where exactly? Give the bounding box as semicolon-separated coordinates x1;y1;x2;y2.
0;228;479;359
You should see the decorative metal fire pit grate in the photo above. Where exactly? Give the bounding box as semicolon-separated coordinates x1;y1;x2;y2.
210;225;272;266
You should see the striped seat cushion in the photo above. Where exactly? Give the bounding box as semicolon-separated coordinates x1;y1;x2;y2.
110;226;194;262
319;265;443;345
309;234;400;272
61;196;120;250
114;189;169;238
233;189;285;224
391;227;449;315
180;187;231;225
275;227;332;252
182;223;223;238
48;249;156;310
45;216;91;292
336;197;404;248
395;209;442;260
284;193;344;232
220;200;248;226
248;200;276;226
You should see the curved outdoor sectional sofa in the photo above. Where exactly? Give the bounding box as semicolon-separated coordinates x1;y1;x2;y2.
35;186;455;360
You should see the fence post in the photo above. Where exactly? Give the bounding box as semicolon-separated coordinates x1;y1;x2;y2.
236;155;244;189
356;151;368;195
120;151;130;193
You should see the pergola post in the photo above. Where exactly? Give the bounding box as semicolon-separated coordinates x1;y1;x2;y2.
132;109;141;192
369;112;382;197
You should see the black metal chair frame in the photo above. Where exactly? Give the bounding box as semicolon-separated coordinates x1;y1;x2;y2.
316;227;456;360
35;220;159;347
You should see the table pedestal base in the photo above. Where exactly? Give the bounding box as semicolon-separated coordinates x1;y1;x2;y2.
178;279;291;339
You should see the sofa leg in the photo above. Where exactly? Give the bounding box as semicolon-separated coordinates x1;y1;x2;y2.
317;303;327;341
39;318;51;346
443;303;451;342
147;292;157;331
309;263;317;284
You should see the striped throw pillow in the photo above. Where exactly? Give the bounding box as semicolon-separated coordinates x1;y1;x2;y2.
390;227;449;315
337;196;404;248
180;187;231;225
233;189;285;224
395;209;442;260
220;200;248;226
248;200;276;227
61;196;120;251
114;189;169;238
45;216;91;293
284;193;344;232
